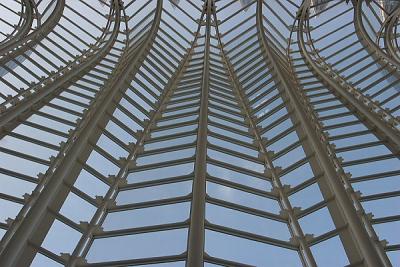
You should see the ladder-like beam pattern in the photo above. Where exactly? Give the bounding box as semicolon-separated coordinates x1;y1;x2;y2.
384;6;400;62
0;0;36;55
259;0;382;266
0;4;124;136
0;0;398;266
297;1;400;153
354;0;400;70
0;1;126;265
69;7;204;267
215;8;317;266
0;0;64;66
290;1;400;264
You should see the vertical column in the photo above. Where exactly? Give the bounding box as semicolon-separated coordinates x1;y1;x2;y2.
186;1;212;266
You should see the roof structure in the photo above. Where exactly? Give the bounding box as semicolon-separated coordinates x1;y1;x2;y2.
0;0;399;266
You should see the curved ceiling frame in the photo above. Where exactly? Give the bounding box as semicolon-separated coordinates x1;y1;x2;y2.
0;0;126;139
296;0;400;154
0;0;206;265
0;0;399;266
0;1;125;265
383;6;400;63
69;4;206;267
0;0;122;110
0;4;129;243
259;0;382;266
288;0;396;265
354;0;400;76
0;0;38;55
0;1;27;45
0;0;64;64
215;2;317;266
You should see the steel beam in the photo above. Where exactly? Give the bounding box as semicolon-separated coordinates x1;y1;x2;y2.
297;1;400;155
257;0;383;266
0;0;398;265
0;0;64;66
383;6;400;63
66;9;205;266
0;4;121;138
353;0;400;70
259;1;363;264
0;1;136;265
186;1;212;266
213;8;317;266
0;0;36;55
295;2;394;265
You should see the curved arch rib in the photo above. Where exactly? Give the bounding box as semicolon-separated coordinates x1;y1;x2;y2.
214;4;317;267
354;0;400;70
0;0;64;65
383;6;400;63
0;0;36;55
67;6;205;267
258;0;383;266
0;0;128;265
297;1;400;155
0;1;121;137
293;1;392;266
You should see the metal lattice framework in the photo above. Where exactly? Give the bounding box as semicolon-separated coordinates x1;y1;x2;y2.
0;0;399;266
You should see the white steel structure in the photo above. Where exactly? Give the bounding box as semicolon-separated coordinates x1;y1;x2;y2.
0;0;399;266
